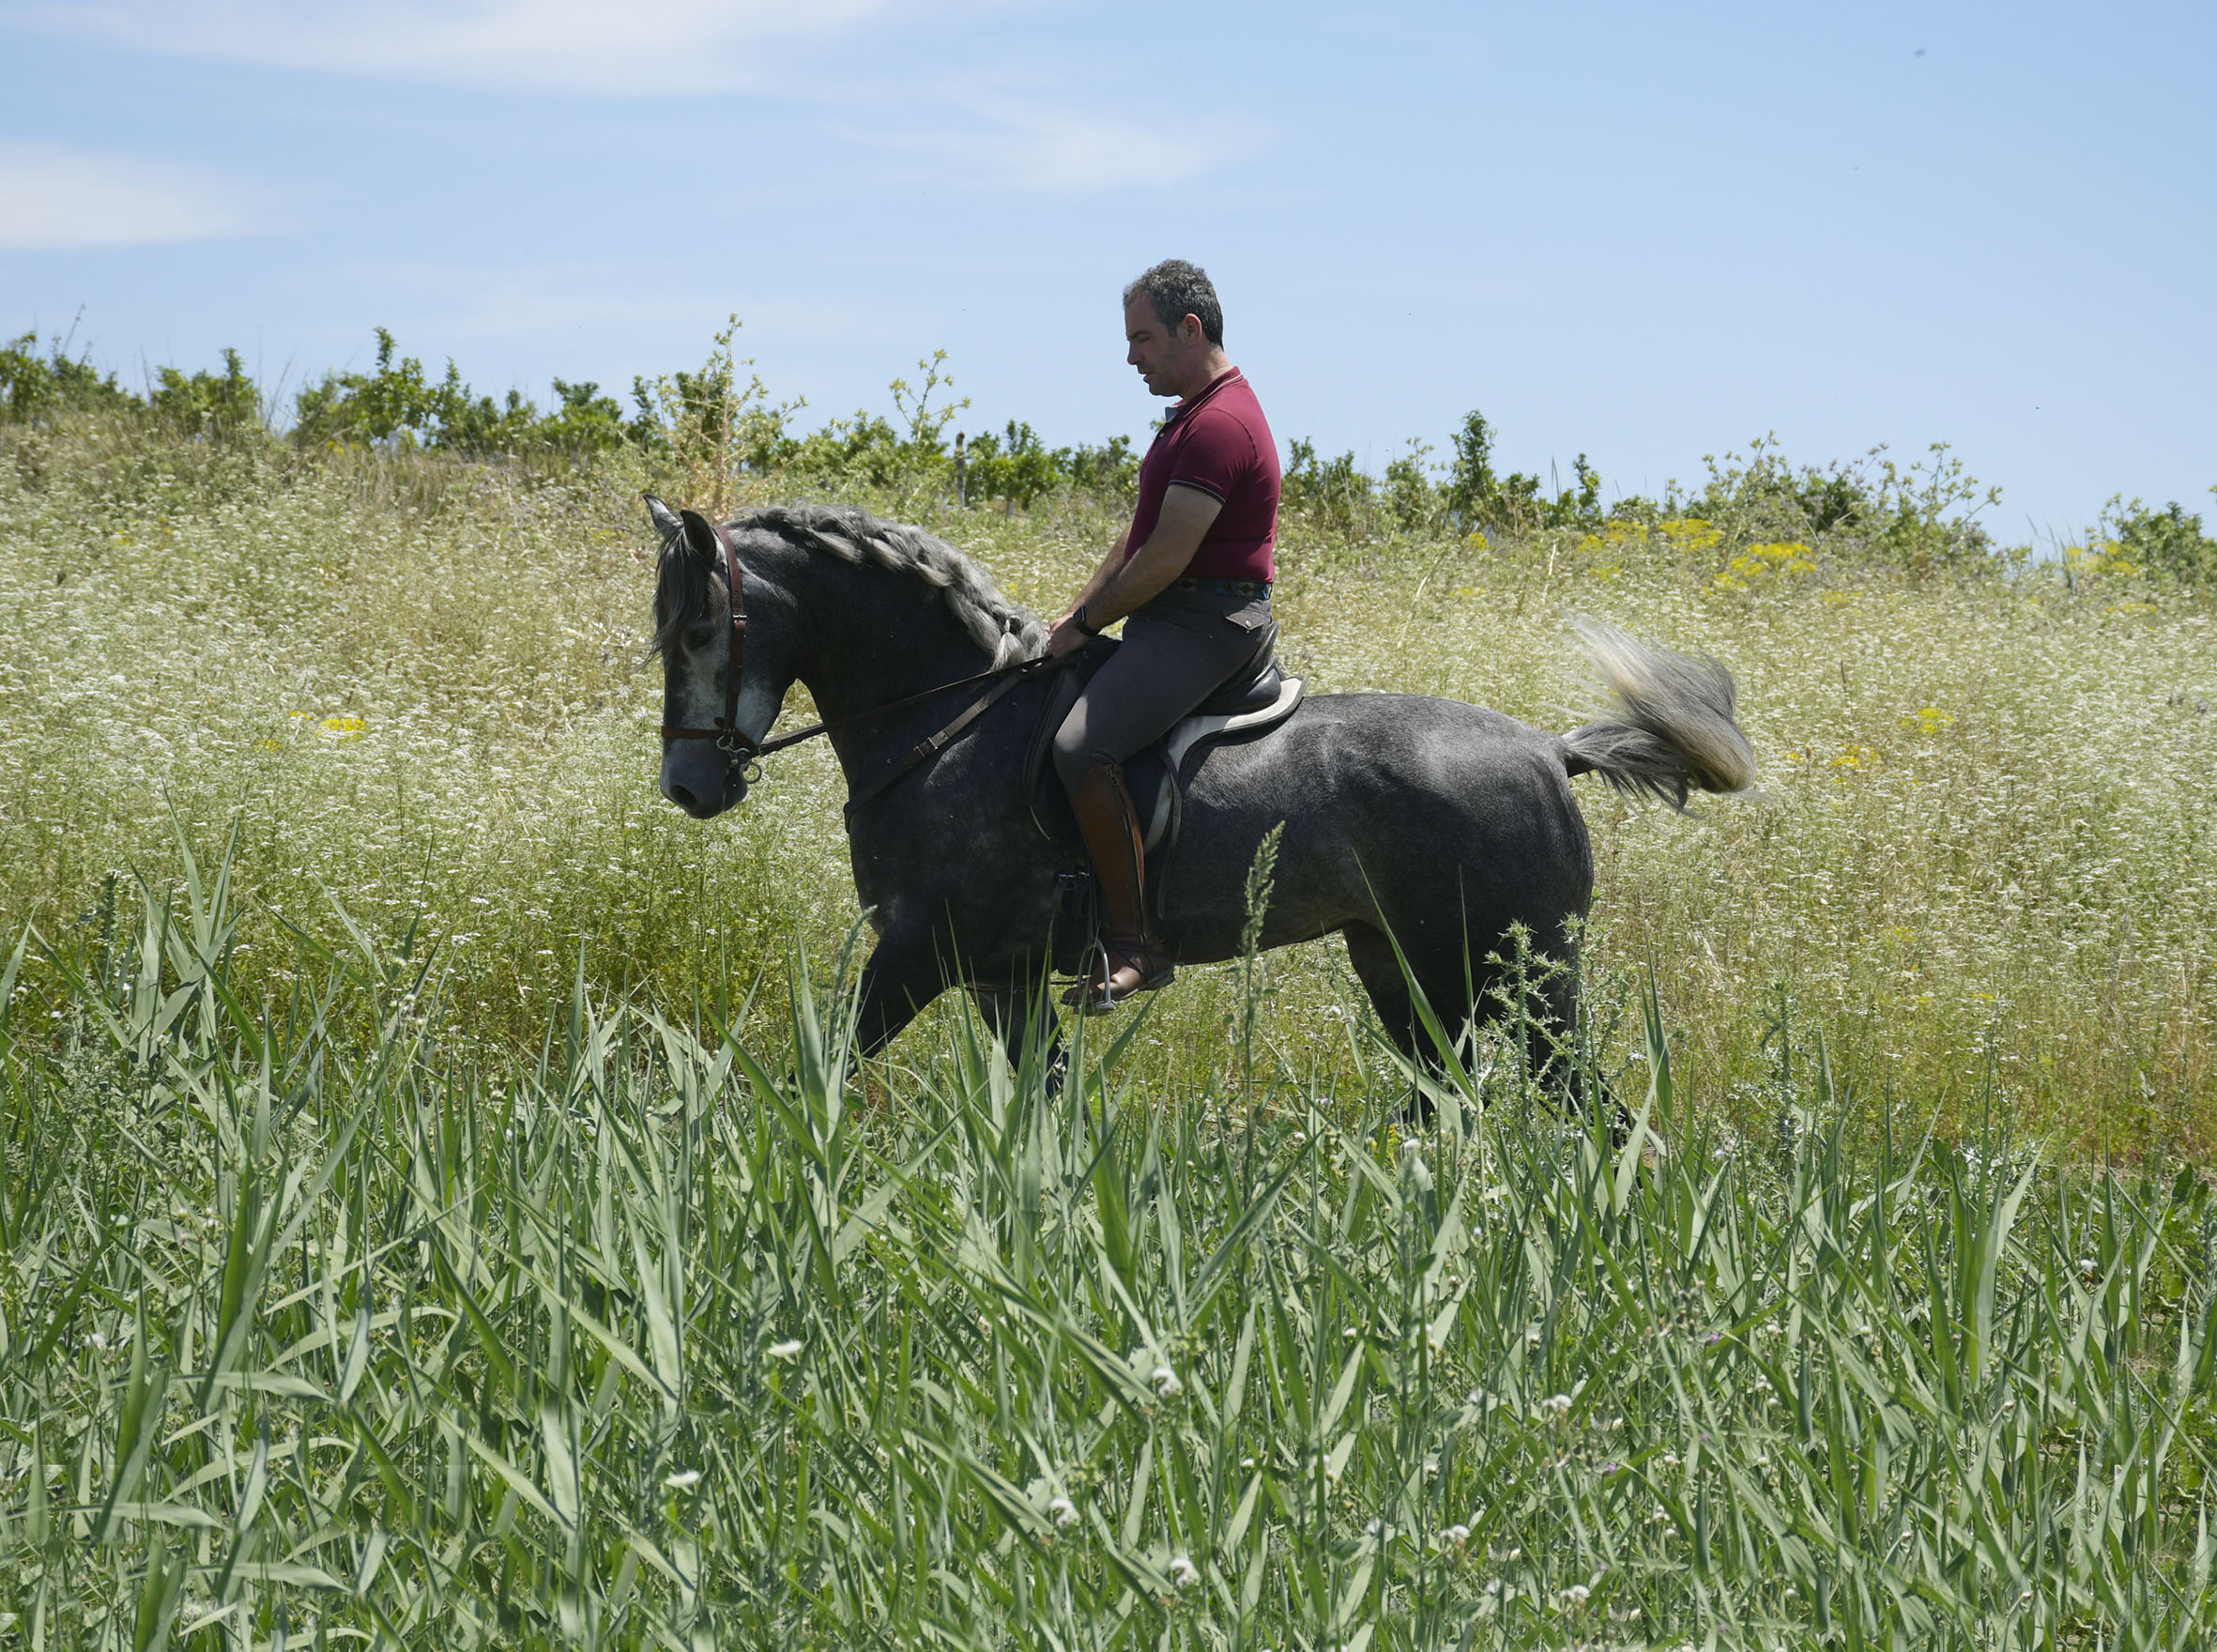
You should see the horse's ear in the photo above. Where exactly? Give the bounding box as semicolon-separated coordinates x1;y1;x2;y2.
677;507;723;563
643;493;683;541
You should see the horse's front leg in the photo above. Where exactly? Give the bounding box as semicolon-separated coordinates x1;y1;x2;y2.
969;972;1068;1095
853;932;952;1060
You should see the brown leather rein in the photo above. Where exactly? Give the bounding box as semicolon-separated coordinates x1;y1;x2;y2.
658;511;1047;806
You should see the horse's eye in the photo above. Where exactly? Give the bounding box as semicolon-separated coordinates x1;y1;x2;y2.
684;624;715;651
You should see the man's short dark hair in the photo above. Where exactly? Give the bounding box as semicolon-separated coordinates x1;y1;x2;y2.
1124;260;1223;347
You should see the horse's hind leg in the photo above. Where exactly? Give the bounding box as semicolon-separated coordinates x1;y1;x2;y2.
1347;921;1611;1130
1343;924;1447;1120
1497;943;1626;1138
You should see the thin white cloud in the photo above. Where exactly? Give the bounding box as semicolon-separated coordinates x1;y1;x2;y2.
829;83;1285;193
0;141;254;249
926;96;1269;191
4;2;1269;195
10;0;902;95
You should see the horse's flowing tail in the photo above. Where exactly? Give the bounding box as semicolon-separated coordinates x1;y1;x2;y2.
1560;620;1756;808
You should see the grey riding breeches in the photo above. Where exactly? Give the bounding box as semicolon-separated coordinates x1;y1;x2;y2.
1051;587;1272;793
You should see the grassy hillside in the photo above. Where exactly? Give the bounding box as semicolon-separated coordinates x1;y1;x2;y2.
0;412;2210;1152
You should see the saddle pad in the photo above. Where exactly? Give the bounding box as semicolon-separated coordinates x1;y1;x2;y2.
1134;674;1304;853
1163;675;1305;775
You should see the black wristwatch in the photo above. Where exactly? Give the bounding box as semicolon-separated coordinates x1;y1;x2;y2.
1074;604;1102;636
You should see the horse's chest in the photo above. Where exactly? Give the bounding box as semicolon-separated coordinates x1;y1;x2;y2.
849;804;1014;904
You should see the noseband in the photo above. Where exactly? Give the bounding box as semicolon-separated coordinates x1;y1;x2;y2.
658;511;757;760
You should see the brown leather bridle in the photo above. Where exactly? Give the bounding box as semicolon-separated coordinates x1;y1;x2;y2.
658;510;757;757
654;503;1051;807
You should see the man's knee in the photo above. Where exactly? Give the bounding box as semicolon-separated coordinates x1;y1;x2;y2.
1051;722;1099;794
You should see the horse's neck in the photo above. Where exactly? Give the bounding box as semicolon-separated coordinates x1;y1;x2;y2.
794;560;1001;757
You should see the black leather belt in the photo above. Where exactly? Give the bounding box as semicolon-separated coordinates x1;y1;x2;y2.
1173;577;1272;596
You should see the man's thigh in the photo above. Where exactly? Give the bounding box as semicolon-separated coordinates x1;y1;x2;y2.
1054;615;1255;780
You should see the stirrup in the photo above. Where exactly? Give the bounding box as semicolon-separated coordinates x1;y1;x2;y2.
1063;946;1176;1015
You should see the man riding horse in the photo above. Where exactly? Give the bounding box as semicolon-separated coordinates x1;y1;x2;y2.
650;268;1754;1082
1047;260;1280;1012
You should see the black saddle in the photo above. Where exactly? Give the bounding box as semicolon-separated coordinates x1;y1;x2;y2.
1022;620;1301;874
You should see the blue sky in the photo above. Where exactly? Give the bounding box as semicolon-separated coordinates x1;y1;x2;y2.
2;1;2210;541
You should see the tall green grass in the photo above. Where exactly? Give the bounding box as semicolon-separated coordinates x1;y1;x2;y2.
4;850;2213;1647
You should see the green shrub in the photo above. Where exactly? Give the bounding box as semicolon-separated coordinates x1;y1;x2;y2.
0;330;143;423
2115;496;2217;586
962;422;1138;512
148;346;263;443
1281;436;1373;533
965;419;1058;509
294;328;646;459
1674;437;2001;577
1439;411;1604;537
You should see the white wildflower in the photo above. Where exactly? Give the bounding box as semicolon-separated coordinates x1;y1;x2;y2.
1167;1553;1199;1588
767;1338;803;1359
664;1469;701;1490
1151;1365;1181;1398
1047;1495;1078;1528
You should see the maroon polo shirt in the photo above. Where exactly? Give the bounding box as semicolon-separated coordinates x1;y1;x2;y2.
1121;367;1280;583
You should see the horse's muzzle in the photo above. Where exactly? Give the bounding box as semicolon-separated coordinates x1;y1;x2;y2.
660;742;745;818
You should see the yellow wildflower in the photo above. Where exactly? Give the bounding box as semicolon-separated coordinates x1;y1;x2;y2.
1901;707;1955;736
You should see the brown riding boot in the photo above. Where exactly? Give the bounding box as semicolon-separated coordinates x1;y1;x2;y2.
1063;762;1175;1013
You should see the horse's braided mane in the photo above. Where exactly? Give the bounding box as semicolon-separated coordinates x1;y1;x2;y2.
651;503;1046;667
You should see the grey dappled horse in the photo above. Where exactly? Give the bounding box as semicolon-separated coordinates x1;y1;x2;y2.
650;501;1753;1080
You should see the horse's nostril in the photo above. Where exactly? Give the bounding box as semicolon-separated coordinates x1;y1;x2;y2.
667;782;699;811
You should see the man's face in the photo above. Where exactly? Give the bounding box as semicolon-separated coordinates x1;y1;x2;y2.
1124;297;1200;397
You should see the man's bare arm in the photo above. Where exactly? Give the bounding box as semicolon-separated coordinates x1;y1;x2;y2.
1049;484;1224;657
1059;540;1129;625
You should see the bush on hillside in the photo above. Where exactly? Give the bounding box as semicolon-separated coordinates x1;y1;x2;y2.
293;328;635;457
2114;496;2217;586
1666;437;2002;577
1277;411;1606;543
149;347;263;442
963;421;1139;512
1443;410;1603;536
0;331;143;423
8;318;2206;592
